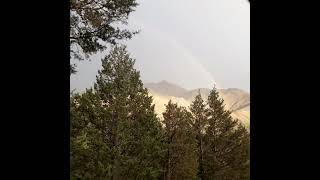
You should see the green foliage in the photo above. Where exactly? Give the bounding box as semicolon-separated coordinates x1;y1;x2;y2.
71;46;165;179
71;90;110;179
190;93;207;180
70;0;139;74
70;47;250;180
70;1;250;179
202;87;250;180
162;100;198;180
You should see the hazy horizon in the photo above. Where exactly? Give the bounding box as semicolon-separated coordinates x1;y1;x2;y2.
71;0;250;92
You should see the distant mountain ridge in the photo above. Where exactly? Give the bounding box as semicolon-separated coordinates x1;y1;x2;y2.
144;81;250;128
144;80;188;97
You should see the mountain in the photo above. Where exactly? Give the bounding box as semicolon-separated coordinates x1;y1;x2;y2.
145;81;250;128
145;80;188;97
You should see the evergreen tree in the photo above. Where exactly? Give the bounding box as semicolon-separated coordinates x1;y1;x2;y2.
230;124;250;180
190;92;207;180
70;47;250;179
203;87;250;180
162;100;198;180
71;89;113;179
70;46;166;179
70;0;139;74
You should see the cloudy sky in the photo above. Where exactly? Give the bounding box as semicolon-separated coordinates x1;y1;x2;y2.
71;0;250;92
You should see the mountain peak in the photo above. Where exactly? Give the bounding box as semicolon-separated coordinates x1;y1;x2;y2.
144;80;188;97
158;80;171;85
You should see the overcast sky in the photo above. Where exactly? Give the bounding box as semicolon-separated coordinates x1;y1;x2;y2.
71;0;250;92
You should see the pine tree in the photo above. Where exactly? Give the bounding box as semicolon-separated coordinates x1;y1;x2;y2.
70;0;139;74
71;89;113;179
162;100;198;180
70;46;166;179
70;46;250;179
190;92;207;180
203;87;250;180
229;124;250;180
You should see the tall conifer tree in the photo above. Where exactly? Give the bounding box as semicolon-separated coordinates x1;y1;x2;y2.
203;87;250;180
71;46;166;179
190;92;207;180
162;100;198;180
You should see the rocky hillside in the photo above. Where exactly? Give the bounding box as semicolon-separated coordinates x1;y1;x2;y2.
145;81;250;128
